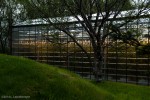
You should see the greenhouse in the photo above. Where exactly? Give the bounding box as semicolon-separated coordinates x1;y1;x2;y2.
12;15;150;85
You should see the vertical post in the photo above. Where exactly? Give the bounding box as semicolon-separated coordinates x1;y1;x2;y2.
136;18;139;85
148;18;150;86
8;8;13;55
103;23;107;80
125;22;128;83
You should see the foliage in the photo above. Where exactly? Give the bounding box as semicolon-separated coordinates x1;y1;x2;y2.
17;0;134;19
109;28;142;46
0;0;27;54
137;44;150;55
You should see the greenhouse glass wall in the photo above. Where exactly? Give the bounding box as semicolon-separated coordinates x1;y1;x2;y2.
12;16;150;85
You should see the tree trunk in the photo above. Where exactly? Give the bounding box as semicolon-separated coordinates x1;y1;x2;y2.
93;44;104;82
93;57;103;82
0;38;6;53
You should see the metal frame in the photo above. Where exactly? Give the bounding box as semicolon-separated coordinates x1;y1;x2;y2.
12;17;150;85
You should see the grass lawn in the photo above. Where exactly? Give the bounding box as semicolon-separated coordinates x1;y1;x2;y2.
0;54;149;100
94;81;150;100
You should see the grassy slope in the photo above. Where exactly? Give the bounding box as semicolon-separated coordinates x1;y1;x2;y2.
95;81;150;100
0;54;114;100
0;54;150;100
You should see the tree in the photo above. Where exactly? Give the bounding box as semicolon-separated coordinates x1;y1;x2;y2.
17;0;150;81
0;0;27;54
0;1;7;54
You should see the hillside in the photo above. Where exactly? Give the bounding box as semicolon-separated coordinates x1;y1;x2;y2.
0;54;150;100
0;54;113;100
